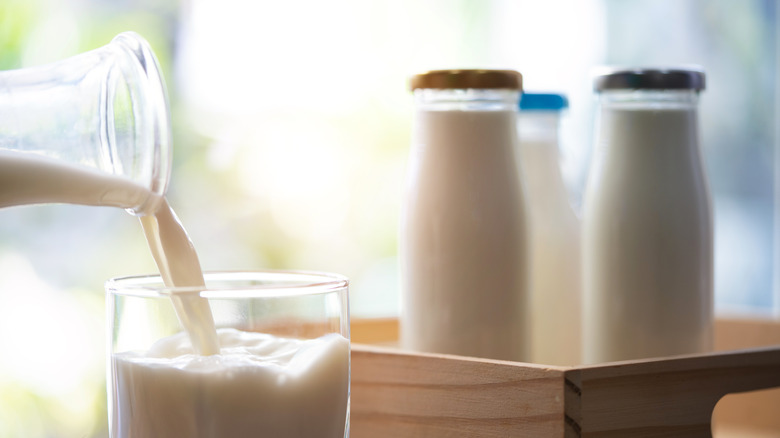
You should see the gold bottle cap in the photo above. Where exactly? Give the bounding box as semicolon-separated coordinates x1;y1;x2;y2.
410;69;523;91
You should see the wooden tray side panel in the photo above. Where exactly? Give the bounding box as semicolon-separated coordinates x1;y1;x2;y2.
351;344;567;437
565;347;780;437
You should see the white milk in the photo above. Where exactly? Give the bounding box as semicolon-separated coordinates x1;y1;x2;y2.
583;103;713;363
400;107;528;361
517;112;581;366
139;199;219;355
112;328;350;438
0;150;158;213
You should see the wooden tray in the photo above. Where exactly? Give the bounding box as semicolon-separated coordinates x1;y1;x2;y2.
350;317;780;437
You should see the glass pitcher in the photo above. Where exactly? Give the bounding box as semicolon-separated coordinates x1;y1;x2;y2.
0;31;171;215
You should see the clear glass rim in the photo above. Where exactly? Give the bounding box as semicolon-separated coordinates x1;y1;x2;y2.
598;89;699;110
109;31;172;213
106;270;350;299
414;88;519;111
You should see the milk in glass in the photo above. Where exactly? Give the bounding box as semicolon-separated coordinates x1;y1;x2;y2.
112;329;349;437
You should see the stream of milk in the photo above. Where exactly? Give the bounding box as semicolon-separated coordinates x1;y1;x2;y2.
0;149;219;354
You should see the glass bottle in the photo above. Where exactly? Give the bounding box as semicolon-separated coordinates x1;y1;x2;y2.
517;93;581;366
583;68;713;363
0;31;170;215
400;69;529;361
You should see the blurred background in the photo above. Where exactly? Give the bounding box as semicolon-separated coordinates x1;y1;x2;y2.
0;0;777;436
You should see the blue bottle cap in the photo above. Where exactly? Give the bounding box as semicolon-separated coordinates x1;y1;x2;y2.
519;93;568;111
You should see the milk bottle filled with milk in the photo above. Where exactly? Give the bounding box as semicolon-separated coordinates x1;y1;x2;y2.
400;69;529;361
583;68;713;363
517;93;581;366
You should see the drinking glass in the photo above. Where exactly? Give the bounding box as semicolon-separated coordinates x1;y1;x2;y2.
106;270;350;438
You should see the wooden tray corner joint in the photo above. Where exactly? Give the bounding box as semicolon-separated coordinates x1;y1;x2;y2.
349;317;780;437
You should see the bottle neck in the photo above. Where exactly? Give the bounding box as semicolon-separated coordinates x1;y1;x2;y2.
414;89;520;111
517;111;572;215
598;89;700;110
594;89;702;170
518;111;561;145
